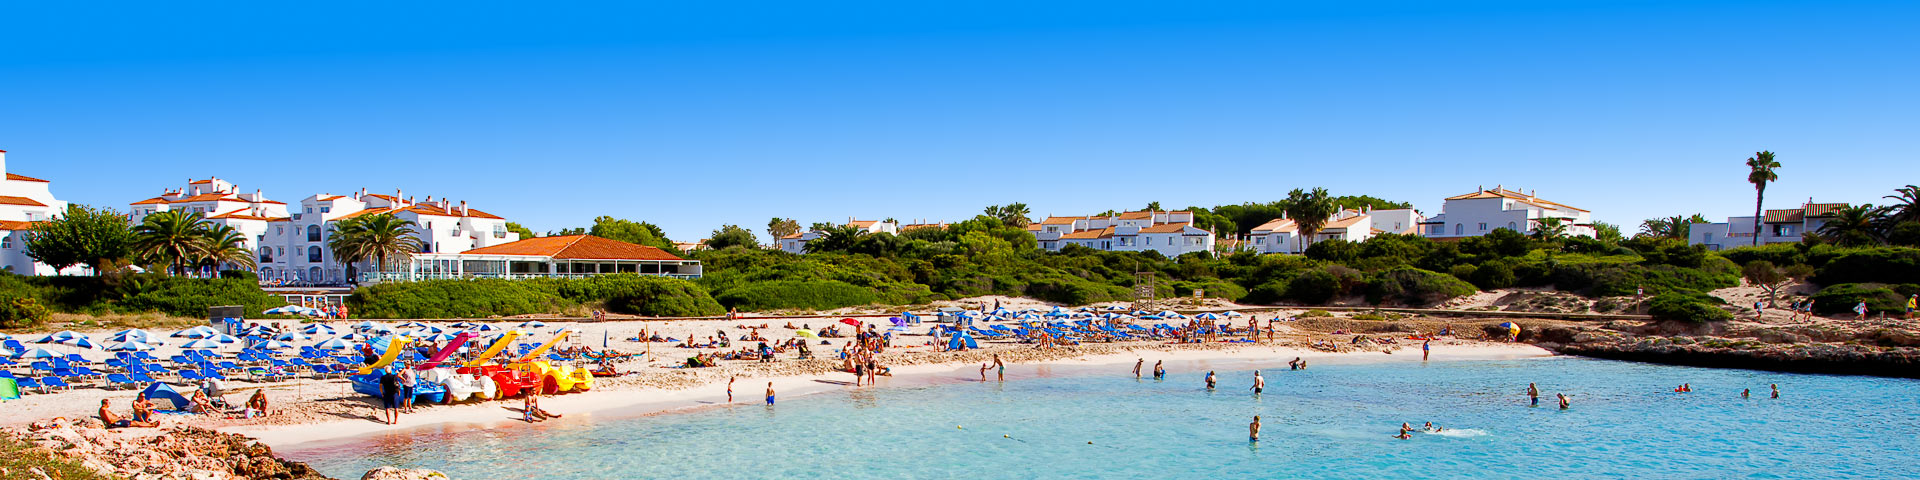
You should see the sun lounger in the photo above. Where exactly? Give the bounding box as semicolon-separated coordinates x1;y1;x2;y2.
40;377;70;390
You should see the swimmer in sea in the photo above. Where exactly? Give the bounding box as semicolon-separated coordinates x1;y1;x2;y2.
1153;360;1165;380
1771;384;1779;399
1206;371;1216;390
1528;383;1540;406
1423;422;1436;433
1742;388;1750;398
1134;359;1143;379
1394;431;1413;440
1252;371;1265;395
1250;416;1261;441
1557;393;1570;410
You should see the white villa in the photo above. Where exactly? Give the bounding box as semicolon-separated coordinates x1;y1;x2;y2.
777;219;899;254
364;234;701;283
1245;207;1425;254
1420;186;1595;239
1688;201;1849;251
0;150;76;275
1028;210;1215;257
131;181;522;285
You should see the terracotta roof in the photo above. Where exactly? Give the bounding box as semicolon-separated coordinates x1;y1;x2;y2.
257;200;286;205
780;232;806;240
130;197;171;205
1804;203;1848;218
1139;223;1195;234
0;220;45;230
331;207;400;221
170;193;241;203
1060;227;1115;240
1762;208;1804;223
1322;215;1370;230
0;196;48;207
1444;188;1588;212
313;195;347;201
364;194;399;202
460;235;688;261
1038;216;1083;225
206;209;288;222
6;173;50;183
1251;218;1297;233
848;220;879;228
401;204;505;220
188;179;214;184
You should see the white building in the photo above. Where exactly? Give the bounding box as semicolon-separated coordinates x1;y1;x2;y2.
1689;201;1848;251
1244;207;1424;254
777;219;898;254
0;150;75;275
1420;186;1594;239
131;181;522;284
1030;211;1214;257
366;234;701;283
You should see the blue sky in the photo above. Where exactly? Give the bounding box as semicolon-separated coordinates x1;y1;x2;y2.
3;0;1915;240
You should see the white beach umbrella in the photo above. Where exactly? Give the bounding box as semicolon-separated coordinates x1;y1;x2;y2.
314;338;357;350
274;332;310;342
397;321;430;328
256;340;295;350
465;324;498;332
106;341;155;352
301;324;338;335
179;339;225;349
15;347;63;359
517;321;548;328
58;337;98;349
1225;311;1245;317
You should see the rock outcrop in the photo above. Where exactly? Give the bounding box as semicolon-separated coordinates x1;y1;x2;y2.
5;419;332;480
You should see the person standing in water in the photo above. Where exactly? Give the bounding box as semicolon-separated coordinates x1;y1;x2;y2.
766;382;776;405
992;354;1006;381
1771;384;1780;398
1422;339;1431;361
1742;388;1751;398
1252;371;1265;395
1153;361;1165;380
727;377;735;403
1206;371;1217;390
1249;416;1262;442
1557;393;1570;410
1528;383;1540;407
1133;359;1143;379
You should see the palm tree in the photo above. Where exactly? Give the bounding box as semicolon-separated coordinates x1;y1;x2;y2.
1746;151;1781;246
1882;185;1920;224
1284;188;1338;252
198;224;257;273
805;225;863;253
1530;217;1569;240
1816;205;1883;247
767;217;801;240
327;214;424;276
131;210;210;276
998;202;1032;228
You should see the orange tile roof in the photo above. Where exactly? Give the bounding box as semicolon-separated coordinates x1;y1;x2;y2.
401;204;505;220
1038;216;1084;225
780;232;807;240
5;173;49;183
0;220;45;230
188;179;214;184
171;193;241;203
0;196;48;207
1251;218;1297;233
1762;208;1804;223
460;235;688;261
206;209;288;221
1322;215;1369;230
1118;211;1153;220
365;194;399;202
1060;227;1115;240
130;197;171;205
1139;223;1194;234
331;207;400;221
1803;203;1848;218
314;195;347;201
848;220;879;228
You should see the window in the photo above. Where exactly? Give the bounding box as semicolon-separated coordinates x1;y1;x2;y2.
305;207;312;214
277;247;284;256
1705;233;1714;243
1455;224;1464;235
307;246;322;262
1508;222;1517;231
493;224;507;239
292;213;302;220
306;225;321;242
1;235;10;249
1478;223;1488;231
259;247;272;263
307;267;321;281
320;206;331;213
276;226;284;235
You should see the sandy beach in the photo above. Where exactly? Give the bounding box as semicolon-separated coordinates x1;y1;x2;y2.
1;308;1551;450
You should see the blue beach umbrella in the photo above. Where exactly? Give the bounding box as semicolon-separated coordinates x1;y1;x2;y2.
302;324;337;335
314;338;357;350
257;340;295;350
274;332;310;342
518;321;547;328
15;347;64;359
1194;313;1222;320
58;337;98;349
180;339;225;349
106;341;155;352
397;322;429;329
465;324;498;332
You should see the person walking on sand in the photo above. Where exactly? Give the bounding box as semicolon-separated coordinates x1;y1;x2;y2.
1206;371;1217;390
398;366;417;413
379;369;400;425
1134;359;1143;379
1252;371;1265;395
728;377;735;403
1855;302;1869;320
766;382;776;405
1249;416;1262;442
1528;383;1540;407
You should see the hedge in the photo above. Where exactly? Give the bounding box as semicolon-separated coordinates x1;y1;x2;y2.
1365;267;1476;306
1647;291;1731;324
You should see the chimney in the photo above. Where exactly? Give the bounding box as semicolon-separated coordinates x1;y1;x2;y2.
360;187;367;198
395;189;403;205
424;195;433;204
0;149;7;175
459;200;468;216
440;199;449;211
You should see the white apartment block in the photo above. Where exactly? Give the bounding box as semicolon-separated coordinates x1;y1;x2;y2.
1689;201;1848;251
0;150;76;275
1420;186;1594;239
1245;207;1424;254
777;219;898;254
132;181;521;284
1029;210;1214;257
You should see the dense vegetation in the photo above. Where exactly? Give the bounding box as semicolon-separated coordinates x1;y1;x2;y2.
347;274;725;319
0;272;283;328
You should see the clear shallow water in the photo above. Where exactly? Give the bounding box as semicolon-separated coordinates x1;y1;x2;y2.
286;357;1920;479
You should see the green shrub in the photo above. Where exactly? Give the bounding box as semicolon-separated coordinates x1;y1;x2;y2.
1365;267;1477;306
712;280;880;311
1448;265;1478;285
115;277;285;317
1470;261;1516;289
1240;280;1289;305
349;280;572;318
1647;291;1731;323
533;275;725;317
0;292;51;329
1810;248;1920;286
1301;309;1333;318
1286;270;1341;304
1809;283;1913;315
1170;278;1248;301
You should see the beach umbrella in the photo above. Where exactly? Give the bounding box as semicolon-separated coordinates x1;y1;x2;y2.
465;324;498;332
1105;305;1127;311
172;326;217;338
180;339;225;349
365;325;395;334
414;326;444;334
794;329;818;339
274;332;310;342
257;340;295;350
449;321;475;328
887;325;910;334
106;341;154;352
839;318;861;327
424;333;458;342
32;331;83;344
14;347;63;359
517;321;548;328
314;338;357;350
209;334;240;344
397;321;429;328
301;324;337;335
58;337;98;349
352;321;382;330
263;305;304;315
1226;311;1244;317
338;333;370;341
1195;313;1222;320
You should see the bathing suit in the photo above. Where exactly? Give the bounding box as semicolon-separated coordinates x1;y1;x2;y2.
1254;387;1262;394
1531;396;1539;406
766;395;775;405
110;419;130;428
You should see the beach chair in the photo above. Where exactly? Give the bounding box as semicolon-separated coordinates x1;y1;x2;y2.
40;377;70;391
136;352;159;362
51;367;78;380
15;377;42;394
105;373;137;390
200;369;226;381
131;373;158;384
179;370;205;382
29;361;52;373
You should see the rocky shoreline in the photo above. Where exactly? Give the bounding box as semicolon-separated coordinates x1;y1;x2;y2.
2;417;447;480
1528;323;1920;379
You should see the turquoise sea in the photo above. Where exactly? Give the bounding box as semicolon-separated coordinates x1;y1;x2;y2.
284;356;1920;479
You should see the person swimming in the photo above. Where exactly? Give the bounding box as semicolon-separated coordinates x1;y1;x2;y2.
1742;388;1750;398
1205;371;1216;390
